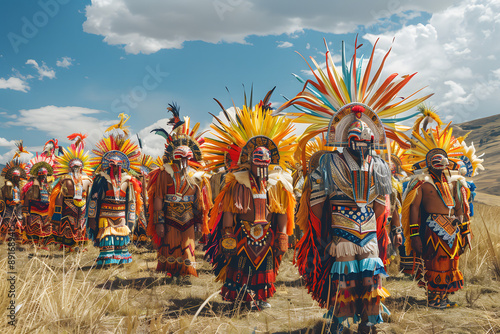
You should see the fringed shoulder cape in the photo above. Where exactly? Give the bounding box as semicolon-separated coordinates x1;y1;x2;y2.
204;167;296;283
146;164;212;247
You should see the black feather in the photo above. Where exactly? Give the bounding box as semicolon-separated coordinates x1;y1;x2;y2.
136;134;143;149
151;128;172;142
261;86;276;111
213;98;231;122
167;102;180;118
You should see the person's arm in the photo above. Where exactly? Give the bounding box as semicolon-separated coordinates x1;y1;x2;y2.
275;213;288;256
454;180;471;251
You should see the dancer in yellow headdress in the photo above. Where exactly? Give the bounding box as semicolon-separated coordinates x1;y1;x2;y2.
401;122;471;309
48;133;93;251
204;88;296;309
87;118;142;266
22;154;55;248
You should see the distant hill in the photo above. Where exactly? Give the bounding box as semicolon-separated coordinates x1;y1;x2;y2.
453;114;500;196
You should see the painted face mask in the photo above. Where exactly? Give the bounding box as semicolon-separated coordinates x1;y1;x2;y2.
12;169;21;183
38;167;48;182
69;159;84;179
430;153;449;170
347;119;374;159
252;146;271;178
173;145;193;170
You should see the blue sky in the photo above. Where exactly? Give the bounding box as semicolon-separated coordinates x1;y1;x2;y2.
1;0;499;163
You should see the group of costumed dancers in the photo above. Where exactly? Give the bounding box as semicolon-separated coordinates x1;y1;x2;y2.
0;39;485;333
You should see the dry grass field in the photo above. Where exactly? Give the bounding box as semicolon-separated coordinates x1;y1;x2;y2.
0;202;499;334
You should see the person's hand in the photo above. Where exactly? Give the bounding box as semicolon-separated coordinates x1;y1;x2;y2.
393;232;403;248
156;224;165;238
411;236;423;254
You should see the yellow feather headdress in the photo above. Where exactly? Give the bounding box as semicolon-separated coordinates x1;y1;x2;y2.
204;88;297;172
412;104;444;132
403;123;463;171
53;144;92;177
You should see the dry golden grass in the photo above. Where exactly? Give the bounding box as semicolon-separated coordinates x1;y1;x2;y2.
0;203;499;333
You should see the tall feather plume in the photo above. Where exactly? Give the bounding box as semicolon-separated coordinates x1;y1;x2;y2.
167;102;185;130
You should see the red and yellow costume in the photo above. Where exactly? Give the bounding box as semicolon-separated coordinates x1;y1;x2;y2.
22;154;55;246
204;90;296;305
401;123;472;307
48;134;92;249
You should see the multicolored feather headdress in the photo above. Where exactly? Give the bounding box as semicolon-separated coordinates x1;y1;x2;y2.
138;153;155;175
275;38;433;149
203;88;297;172
379;140;413;176
1;159;27;181
53;143;92;177
89;134;141;173
29;153;54;177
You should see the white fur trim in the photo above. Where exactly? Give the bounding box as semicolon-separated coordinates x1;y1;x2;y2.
328;237;378;258
267;169;293;193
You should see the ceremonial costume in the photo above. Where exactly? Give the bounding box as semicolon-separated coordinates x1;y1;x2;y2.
401;123;472;308
276;39;431;332
0;158;28;243
132;154;155;247
22;155;54;246
87;131;142;266
48;134;92;249
147;106;210;278
204;90;296;308
398;106;443;273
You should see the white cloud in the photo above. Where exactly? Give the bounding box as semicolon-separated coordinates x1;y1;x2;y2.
361;0;500;122
56;57;74;68
83;0;455;54
26;59;56;80
277;41;293;48
0;76;30;93
0;147;36;165
306;43;310;50
137;118;172;158
0;137;15;147
7;106;110;147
